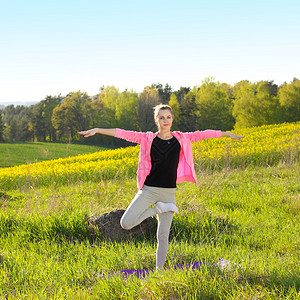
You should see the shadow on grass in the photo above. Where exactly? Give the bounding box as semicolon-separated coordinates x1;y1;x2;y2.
0;213;91;244
170;213;240;245
0;211;239;247
0;212;158;246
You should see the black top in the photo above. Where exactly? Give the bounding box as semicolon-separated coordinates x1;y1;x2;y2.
144;136;181;188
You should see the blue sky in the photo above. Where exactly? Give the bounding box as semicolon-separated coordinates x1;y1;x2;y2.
0;0;299;104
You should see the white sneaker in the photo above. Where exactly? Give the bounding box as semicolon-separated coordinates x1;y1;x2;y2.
155;201;178;214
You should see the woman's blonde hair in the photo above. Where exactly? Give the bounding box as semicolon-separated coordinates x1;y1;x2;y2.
153;104;173;124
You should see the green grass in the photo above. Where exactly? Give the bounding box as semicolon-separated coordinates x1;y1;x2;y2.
0;162;299;299
0;142;109;168
0;123;299;298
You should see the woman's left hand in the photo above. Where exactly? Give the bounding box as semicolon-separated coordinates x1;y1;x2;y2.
228;132;245;140
222;131;245;140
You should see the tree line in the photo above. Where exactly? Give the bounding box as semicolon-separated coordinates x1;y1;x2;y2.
0;78;299;146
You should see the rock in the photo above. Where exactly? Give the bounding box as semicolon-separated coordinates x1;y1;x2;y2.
88;209;157;241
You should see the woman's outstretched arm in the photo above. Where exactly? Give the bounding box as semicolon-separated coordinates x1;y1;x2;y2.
78;128;116;138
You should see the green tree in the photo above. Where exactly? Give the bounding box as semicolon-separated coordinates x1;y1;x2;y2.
168;93;180;130
77;95;108;146
99;86;119;127
232;81;253;127
254;81;280;125
115;90;139;130
278;79;300;122
0;110;5;142
52;91;89;142
138;85;160;131
32;103;46;141
2;105;30;142
195;78;235;130
8;120;18;142
233;80;280;128
154;83;173;104
174;87;190;104
51;105;66;141
42;95;63;141
18;106;34;141
87;96;104;128
179;90;198;131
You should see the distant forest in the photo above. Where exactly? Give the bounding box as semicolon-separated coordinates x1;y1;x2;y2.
0;78;299;146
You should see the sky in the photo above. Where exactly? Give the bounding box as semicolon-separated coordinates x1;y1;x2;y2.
0;0;299;104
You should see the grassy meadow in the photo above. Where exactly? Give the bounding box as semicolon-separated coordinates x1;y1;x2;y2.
0;122;299;299
0;142;108;168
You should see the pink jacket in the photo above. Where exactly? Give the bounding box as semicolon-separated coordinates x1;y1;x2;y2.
115;128;222;189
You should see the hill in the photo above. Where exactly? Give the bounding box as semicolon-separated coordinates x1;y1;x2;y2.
0;122;299;299
0;142;110;168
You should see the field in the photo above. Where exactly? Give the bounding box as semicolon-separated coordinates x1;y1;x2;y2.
0;122;299;299
0;142;108;168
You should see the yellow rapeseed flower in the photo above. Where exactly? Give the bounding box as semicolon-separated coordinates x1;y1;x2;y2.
0;123;299;190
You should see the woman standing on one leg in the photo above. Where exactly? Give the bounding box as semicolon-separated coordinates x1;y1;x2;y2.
78;104;244;270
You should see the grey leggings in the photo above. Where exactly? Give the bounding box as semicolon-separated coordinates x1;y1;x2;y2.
120;185;176;270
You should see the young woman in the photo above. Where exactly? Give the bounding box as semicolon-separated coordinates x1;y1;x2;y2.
78;104;244;270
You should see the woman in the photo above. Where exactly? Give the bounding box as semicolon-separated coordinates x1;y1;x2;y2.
78;104;244;270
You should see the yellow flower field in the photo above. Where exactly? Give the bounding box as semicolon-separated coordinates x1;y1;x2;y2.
193;122;300;169
0;122;299;190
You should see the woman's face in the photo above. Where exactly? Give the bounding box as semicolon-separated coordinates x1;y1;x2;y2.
156;109;173;130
